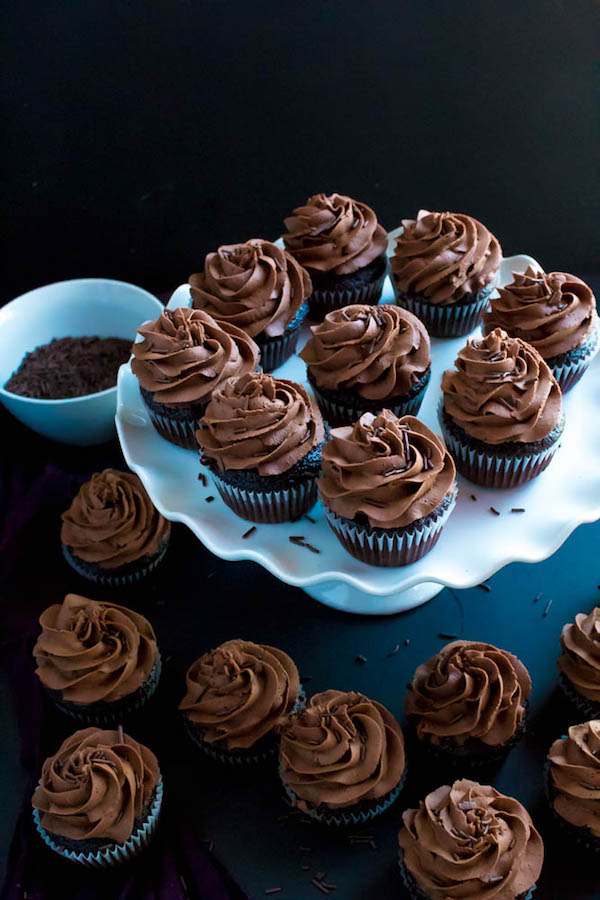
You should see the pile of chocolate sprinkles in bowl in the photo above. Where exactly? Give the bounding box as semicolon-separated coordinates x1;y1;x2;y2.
5;336;132;399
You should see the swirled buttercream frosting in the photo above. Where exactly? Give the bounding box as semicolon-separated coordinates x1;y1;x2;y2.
558;607;600;703
279;689;405;810
300;303;430;399
319;410;455;529
548;720;600;838
441;328;562;444
179;639;300;749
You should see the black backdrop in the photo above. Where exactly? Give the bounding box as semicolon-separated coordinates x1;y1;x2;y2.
2;0;598;305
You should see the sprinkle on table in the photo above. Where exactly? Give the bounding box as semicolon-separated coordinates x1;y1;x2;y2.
438;632;458;640
404;638;410;646
355;654;367;664
543;598;553;617
470;494;477;501
289;536;320;554
242;526;257;539
387;644;400;657
510;508;525;513
197;472;207;486
489;506;500;516
205;495;215;503
304;514;316;524
265;890;282;896
534;592;543;603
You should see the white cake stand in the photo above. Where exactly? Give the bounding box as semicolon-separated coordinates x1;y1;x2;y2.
116;239;600;615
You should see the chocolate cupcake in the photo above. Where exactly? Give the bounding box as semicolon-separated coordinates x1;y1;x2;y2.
546;720;600;852
405;640;531;765
557;607;600;719
32;727;162;868
179;639;302;764
33;593;161;724
60;469;171;586
485;267;599;393
440;328;564;488
398;779;544;900
282;192;388;320
197;371;324;523
319;411;457;567
189;239;312;372
391;210;502;337
131;306;259;449
300;303;431;427
279;689;406;825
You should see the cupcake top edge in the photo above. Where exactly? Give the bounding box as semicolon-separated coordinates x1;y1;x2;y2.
547;720;600;838
558;606;600;703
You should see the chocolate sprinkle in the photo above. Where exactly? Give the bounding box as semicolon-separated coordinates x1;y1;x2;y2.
304;514;316;524
242;526;257;539
476;583;491;593
197;473;207;486
289;536;320;554
265;890;282;896
543;598;553;617
404;638;410;646
387;644;400;657
355;654;367;664
489;506;500;516
534;592;543;603
510;508;525;513
470;494;477;501
438;632;458;640
206;496;215;503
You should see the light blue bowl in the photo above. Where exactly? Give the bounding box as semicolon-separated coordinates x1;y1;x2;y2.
0;278;163;445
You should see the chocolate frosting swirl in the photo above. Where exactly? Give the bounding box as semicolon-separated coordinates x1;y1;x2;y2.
32;727;160;845
548;720;600;838
279;689;405;810
60;469;170;569
405;641;531;747
179;639;300;749
319;411;456;529
131;307;259;405
34;594;158;704
558;607;600;703
398;779;544;900
441;328;562;444
391;209;502;306
282;192;387;275
485;267;597;358
189;239;312;338
300;304;431;399
197;372;324;475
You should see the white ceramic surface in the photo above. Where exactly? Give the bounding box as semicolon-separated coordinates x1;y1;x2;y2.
0;278;163;445
116;246;600;615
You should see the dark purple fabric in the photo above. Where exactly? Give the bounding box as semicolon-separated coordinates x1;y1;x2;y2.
0;404;247;900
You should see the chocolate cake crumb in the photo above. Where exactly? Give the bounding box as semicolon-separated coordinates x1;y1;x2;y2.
5;336;131;399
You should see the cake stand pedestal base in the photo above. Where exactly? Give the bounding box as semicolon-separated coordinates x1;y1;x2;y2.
303;580;444;616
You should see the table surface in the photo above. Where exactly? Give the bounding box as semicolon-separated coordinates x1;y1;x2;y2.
2;293;600;900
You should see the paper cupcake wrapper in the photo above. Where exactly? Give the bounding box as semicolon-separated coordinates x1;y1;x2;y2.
257;303;309;372
183;686;307;765
146;407;201;449
212;475;318;523
311;376;429;429
397;853;537;900
50;657;162;726
544;758;600;853
393;291;491;338
279;764;405;826
62;540;169;587
324;486;457;567
439;409;559;489
308;269;388;321
557;672;600;721
549;324;600;394
33;778;163;868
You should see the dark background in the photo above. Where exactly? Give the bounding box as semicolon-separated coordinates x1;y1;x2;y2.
2;0;599;307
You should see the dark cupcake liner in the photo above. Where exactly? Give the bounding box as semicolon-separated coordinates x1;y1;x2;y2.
307;263;388;321
47;657;162;726
544;758;600;853
557;671;600;721
62;538;169;587
546;320;600;393
279;763;406;827
146;406;201;450
324;487;457;567
256;302;309;372
439;406;562;489
397;851;537;900
211;472;319;523
307;368;430;428
33;779;163;868
183;687;307;765
392;285;493;338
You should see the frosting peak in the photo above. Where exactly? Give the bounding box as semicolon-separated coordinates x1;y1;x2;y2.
300;303;431;399
179;639;300;749
279;689;405;809
398;779;544;900
33;594;158;704
391;209;502;305
405;640;531;746
485;267;597;358
189;239;311;338
441;328;562;444
60;469;170;569
558;607;600;702
32;728;160;844
282;192;387;275
131;306;259;405
319;411;456;529
548;721;600;838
